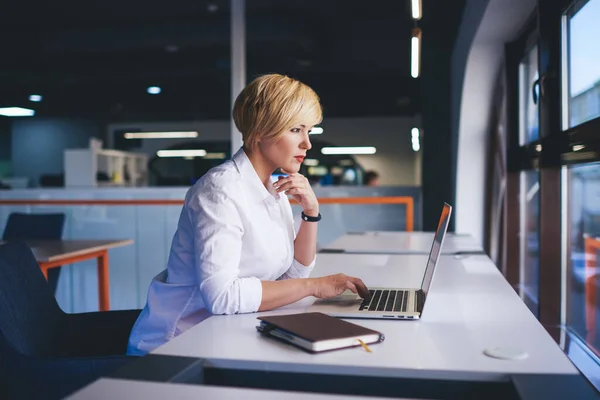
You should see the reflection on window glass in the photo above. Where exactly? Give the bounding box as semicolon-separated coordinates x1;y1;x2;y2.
520;170;539;317
568;162;600;357
519;45;539;144
569;0;600;127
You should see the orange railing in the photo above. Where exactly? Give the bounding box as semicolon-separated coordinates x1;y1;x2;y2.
0;196;414;231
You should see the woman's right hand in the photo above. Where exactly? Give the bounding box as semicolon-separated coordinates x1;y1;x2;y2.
309;274;370;300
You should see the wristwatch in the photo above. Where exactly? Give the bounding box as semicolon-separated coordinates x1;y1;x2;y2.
301;211;322;222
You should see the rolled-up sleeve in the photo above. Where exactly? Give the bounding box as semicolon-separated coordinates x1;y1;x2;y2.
187;183;262;314
279;256;316;280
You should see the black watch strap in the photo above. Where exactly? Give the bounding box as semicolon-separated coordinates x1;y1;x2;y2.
301;211;322;222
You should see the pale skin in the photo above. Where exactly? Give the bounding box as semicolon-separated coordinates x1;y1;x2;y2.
244;123;370;312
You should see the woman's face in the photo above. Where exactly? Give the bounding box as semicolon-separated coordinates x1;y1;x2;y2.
258;124;313;173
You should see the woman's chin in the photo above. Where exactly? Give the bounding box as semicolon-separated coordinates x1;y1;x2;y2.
282;164;300;174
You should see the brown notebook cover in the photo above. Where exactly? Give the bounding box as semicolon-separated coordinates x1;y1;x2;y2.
257;312;385;353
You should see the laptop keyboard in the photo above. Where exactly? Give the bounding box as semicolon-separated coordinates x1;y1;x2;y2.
359;289;408;312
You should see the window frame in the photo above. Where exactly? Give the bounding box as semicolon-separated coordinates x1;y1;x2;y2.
504;0;600;390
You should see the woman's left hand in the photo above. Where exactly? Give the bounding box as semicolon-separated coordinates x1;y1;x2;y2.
273;171;319;215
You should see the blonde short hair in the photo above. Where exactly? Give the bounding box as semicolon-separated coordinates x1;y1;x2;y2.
233;74;323;147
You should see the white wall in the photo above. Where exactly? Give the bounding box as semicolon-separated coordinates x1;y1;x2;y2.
453;0;535;244
108;116;421;186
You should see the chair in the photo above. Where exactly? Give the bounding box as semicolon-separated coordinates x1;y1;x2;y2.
0;241;141;399
2;212;65;294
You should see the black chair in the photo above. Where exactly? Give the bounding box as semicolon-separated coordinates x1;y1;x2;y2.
2;212;65;295
0;241;141;399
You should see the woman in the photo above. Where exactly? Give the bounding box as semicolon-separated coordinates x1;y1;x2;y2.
127;74;369;355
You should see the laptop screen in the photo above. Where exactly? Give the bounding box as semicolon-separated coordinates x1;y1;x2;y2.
420;203;452;295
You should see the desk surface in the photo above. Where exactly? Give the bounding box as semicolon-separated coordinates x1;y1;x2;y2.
153;253;576;380
323;232;484;255
67;378;392;400
1;239;134;262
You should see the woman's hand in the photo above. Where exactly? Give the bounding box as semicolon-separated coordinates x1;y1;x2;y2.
273;171;319;215
309;274;370;299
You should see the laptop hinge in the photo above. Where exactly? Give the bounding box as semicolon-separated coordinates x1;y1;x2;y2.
415;290;426;313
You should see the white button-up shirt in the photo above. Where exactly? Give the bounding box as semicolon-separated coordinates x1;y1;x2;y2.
127;148;315;355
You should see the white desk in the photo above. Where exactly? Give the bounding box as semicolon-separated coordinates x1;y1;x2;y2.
323;232;484;255
67;378;394;400
153;254;577;381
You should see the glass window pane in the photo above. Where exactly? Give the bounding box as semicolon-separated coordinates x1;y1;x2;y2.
519;45;539;144
568;162;600;356
520;170;540;316
568;0;600;127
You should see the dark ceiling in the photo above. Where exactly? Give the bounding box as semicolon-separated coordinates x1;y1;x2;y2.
0;0;462;122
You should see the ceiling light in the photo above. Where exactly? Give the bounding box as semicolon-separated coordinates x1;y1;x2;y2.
412;142;421;152
0;107;35;117
156;149;207;158
411;127;420;139
308;166;328;176
204;152;227;159
411;0;422;19
303;158;319;166
573;144;585;151
321;147;377;155
124;131;199;139
535;144;542;152
411;28;422;78
147;86;162;95
310;127;324;134
29;94;42;102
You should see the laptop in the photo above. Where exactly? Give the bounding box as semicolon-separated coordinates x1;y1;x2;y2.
308;203;452;320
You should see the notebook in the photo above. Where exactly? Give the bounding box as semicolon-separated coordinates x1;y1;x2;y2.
256;312;385;353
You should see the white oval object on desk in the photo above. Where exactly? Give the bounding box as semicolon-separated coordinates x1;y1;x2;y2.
483;346;529;360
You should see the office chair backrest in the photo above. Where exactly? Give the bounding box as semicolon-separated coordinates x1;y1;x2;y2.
0;241;64;357
2;212;65;241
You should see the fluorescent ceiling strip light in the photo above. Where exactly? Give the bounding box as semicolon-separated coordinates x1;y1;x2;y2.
411;28;421;78
411;127;420;138
204;152;227;159
303;158;319;166
321;146;376;155
310;127;324;134
0;107;35;117
125;131;199;139
411;0;422;19
157;149;207;157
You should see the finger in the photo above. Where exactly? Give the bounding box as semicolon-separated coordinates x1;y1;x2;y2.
345;281;359;294
273;176;290;186
279;180;307;192
349;277;370;299
285;188;303;196
275;182;296;192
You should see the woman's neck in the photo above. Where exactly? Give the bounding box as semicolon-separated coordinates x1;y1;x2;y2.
244;146;274;187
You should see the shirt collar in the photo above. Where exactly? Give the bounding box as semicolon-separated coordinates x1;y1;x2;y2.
232;147;280;202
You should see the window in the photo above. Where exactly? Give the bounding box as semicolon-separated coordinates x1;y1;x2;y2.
567;0;600;127
519;170;540;316
519;45;539;144
516;43;541;316
566;162;600;357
